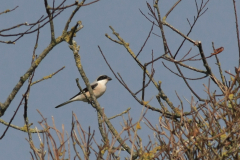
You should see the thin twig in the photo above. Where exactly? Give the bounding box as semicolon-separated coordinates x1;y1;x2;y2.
232;0;240;66
31;66;65;86
162;62;208;80
142;65;147;101
212;42;226;85
164;0;182;18
136;22;154;58
0;6;18;15
63;0;86;32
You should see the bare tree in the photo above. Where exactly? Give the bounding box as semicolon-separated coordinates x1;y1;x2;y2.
99;0;240;159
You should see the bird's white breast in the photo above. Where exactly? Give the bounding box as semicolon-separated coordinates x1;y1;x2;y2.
94;80;107;98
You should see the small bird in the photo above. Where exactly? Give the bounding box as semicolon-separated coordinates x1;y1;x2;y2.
55;75;112;108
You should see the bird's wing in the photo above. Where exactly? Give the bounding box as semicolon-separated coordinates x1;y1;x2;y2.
69;83;98;100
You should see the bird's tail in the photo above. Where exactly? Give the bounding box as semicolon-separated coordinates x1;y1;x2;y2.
55;100;73;108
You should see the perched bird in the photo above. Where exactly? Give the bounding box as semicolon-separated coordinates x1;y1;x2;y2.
55;75;112;108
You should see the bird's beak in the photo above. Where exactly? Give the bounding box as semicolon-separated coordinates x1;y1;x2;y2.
107;77;112;81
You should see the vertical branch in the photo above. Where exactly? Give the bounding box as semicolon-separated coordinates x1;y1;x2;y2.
24;71;35;147
232;0;240;66
142;65;146;101
44;0;55;41
25;21;40;146
196;41;226;94
197;42;211;75
32;24;40;64
153;1;168;55
97;111;108;142
212;42;225;85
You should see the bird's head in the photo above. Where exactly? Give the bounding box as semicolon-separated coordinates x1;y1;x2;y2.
96;75;112;82
96;75;112;85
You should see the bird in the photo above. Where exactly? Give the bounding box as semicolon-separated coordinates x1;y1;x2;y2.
55;75;112;108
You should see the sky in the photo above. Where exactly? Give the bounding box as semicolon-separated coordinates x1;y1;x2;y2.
0;0;239;159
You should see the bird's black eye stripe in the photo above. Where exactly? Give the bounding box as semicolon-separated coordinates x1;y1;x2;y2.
97;75;108;81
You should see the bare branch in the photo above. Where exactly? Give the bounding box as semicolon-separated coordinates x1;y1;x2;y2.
31;66;65;86
0;6;18;15
44;0;55;41
232;0;240;66
136;22;154;58
63;0;86;33
164;0;182;19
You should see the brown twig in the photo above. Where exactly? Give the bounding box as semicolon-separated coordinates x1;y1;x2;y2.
44;0;55;41
135;52;155;95
162;55;207;74
63;0;86;32
232;0;240;66
135;69;155;95
152;1;168;55
0;6;18;15
212;42;226;85
142;65;147;101
31;66;65;86
0;2;66;36
164;0;182;19
136;22;154;58
162;62;208;80
139;9;159;28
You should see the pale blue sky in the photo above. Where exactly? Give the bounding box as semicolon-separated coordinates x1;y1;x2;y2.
0;0;239;159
